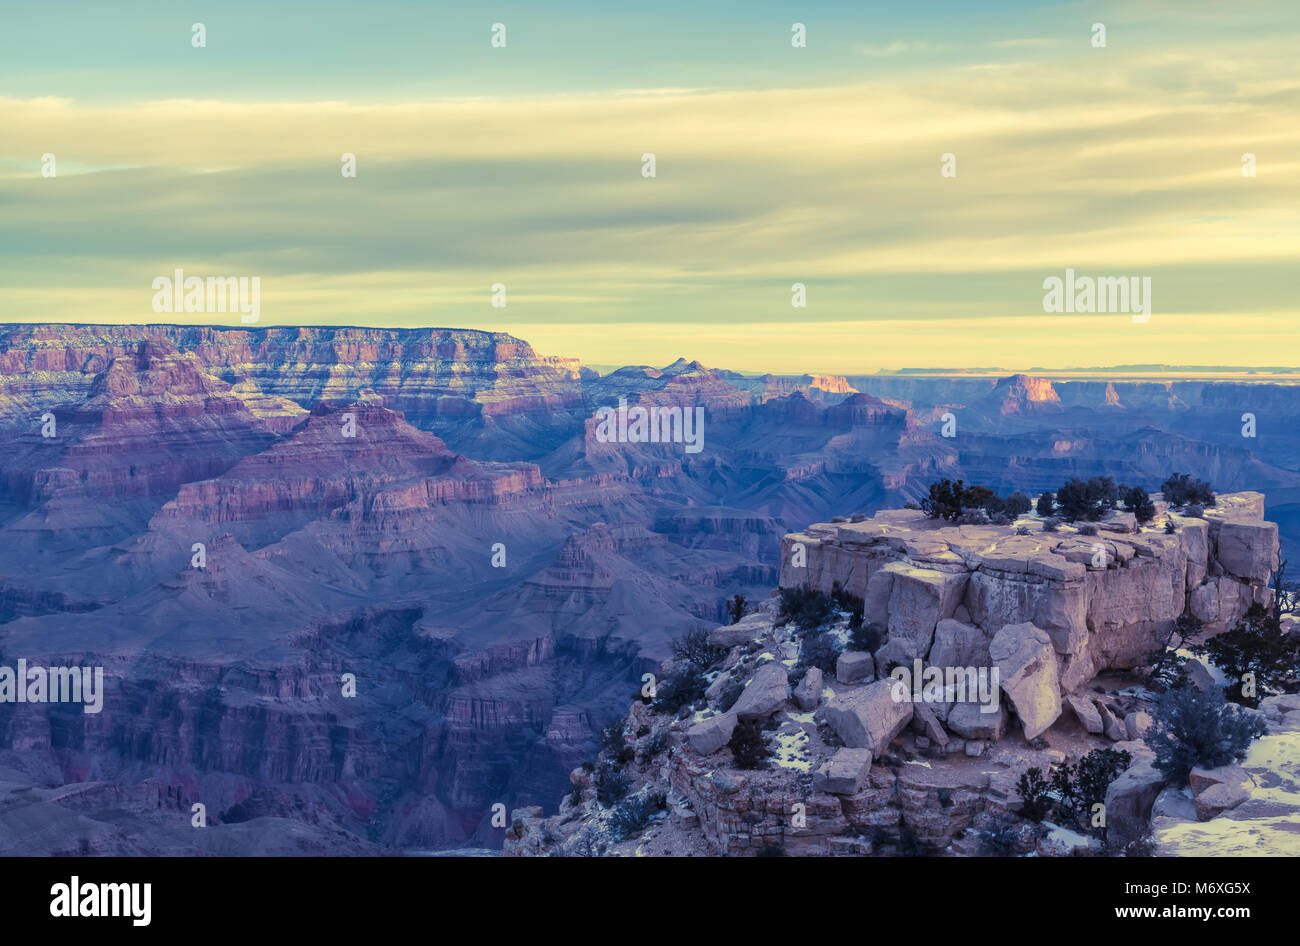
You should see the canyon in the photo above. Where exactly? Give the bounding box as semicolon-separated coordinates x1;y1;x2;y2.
0;322;1297;854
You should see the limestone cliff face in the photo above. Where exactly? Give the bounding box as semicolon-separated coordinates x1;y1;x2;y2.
780;492;1278;686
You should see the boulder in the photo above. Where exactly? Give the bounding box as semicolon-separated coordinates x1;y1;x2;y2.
990;622;1062;739
913;701;949;746
792;667;823;710
1216;520;1279;582
928;619;990;669
1057;641;1096;694
1125;711;1154;741
1188;764;1253;797
1065;693;1104;734
1260;693;1300;718
729;663;789;721
836;650;874;685
685;711;737;755
823;679;913;755
1194;782;1251;821
814;747;873;795
1100;511;1136;532
510;805;543;825
708;620;764;649
1104;761;1165;848
872;638;912;673
1099;702;1128;742
884;563;967;659
704;671;732;704
946;701;1005;741
1183;658;1217;692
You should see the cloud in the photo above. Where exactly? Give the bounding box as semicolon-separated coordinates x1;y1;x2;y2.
1;27;1298;371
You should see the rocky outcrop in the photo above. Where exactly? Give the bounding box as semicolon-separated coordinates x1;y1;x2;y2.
780;494;1279;707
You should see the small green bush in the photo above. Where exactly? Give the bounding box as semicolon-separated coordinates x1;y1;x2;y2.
670;626;724;670
1145;686;1267;785
729;719;771;770
1192;603;1300;704
609;791;666;840
1160;472;1215;508
798;633;841;673
651;664;707;714
1017;768;1053;821
1122;485;1156;523
1055;476;1119;522
851;622;883;654
1005;491;1033;517
595;761;630;806
777;586;835;632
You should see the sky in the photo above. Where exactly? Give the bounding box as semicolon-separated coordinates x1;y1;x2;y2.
1;0;1297;374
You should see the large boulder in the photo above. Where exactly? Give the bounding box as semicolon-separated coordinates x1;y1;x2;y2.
945;701;1005;740
1065;693;1104;734
990;622;1062;739
1099;702;1128;742
1188;764;1253;797
814;747;873;795
792;667;823;711
928;619;990;669
912;700;950;746
708;618;766;649
1194;782;1250;821
686;711;737;755
1215;520;1279;583
704;671;733;704
1104;761;1165;848
1125;711;1154;741
729;663;789;720
823;679;913;755
836;650;874;685
884;564;967;659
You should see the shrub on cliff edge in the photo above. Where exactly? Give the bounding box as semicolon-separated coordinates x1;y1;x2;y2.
670;626;724;671
1054;475;1119;522
1191;603;1300;705
777;586;835;632
651;664;707;714
1160;472;1216;508
1145;686;1267;785
728;719;771;770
